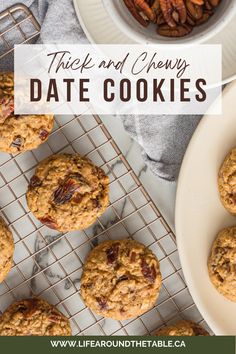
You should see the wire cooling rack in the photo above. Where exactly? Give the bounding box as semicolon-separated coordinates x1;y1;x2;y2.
0;3;211;336
0;3;40;60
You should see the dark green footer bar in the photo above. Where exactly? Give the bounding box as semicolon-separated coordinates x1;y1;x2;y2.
0;336;235;354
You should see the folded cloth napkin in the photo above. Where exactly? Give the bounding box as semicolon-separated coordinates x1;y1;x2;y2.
0;0;201;181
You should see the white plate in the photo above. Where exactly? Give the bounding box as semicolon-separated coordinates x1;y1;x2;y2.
74;0;236;85
175;81;236;335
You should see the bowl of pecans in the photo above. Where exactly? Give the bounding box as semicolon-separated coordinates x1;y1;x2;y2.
103;0;236;44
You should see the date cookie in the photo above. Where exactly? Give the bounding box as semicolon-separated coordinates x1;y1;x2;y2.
0;72;14;121
155;320;209;336
208;226;236;302
0;72;54;153
0;217;14;283
80;239;162;320
26;153;109;232
0;298;71;336
218;148;236;215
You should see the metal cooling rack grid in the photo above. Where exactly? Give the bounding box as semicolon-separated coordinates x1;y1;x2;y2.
0;3;40;60
0;113;210;335
0;3;211;336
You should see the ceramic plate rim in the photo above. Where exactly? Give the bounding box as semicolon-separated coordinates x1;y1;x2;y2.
175;81;236;335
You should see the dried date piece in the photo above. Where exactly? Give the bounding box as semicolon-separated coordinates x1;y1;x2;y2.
0;95;14;123
11;136;24;150
130;251;137;262
97;298;108;310
29;175;42;188
39;129;49;141
106;243;119;264
141;258;157;283
39;216;58;229
53;173;90;205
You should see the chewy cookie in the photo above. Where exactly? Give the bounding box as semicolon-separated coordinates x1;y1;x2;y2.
218;148;236;215
80;239;162;320
155;320;209;336
0;72;54;153
0;298;71;336
26;153;109;232
0;217;14;283
0;72;14;121
208;226;236;302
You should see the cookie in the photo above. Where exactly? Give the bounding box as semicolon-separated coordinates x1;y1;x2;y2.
208;226;236;302
218;148;236;215
0;72;54;153
0;217;14;283
80;239;162;320
155;320;209;336
0;72;14;121
26;153;109;232
0;298;71;336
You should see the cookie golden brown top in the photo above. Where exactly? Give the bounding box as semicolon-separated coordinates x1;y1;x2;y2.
0;72;54;153
208;226;236;302
0;72;14;122
26;153;109;232
0;217;14;283
218;148;236;215
80;239;162;320
0;298;71;336
155;320;209;336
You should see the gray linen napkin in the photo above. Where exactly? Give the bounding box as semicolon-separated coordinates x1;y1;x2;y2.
0;0;201;181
